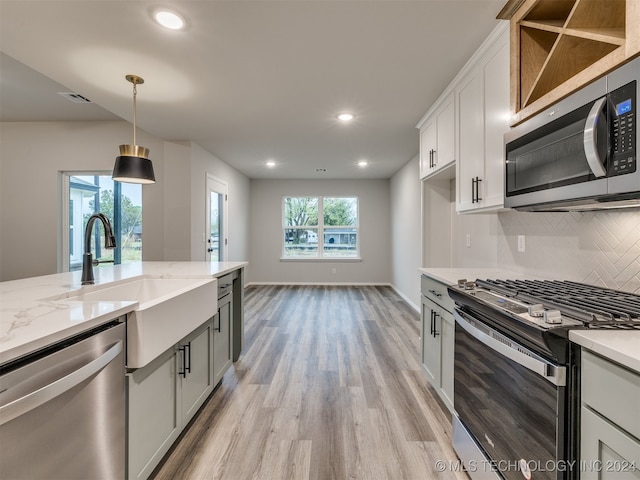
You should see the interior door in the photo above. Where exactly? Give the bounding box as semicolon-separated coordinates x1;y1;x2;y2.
205;174;228;262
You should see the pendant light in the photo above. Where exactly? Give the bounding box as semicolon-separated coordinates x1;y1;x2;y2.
112;74;156;184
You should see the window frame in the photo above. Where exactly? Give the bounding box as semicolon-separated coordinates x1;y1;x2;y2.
281;195;360;261
60;171;142;272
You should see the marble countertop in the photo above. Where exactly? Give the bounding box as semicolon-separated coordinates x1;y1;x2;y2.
420;267;640;373
0;261;247;365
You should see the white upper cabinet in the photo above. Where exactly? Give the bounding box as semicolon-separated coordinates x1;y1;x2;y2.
418;93;455;179
456;25;510;213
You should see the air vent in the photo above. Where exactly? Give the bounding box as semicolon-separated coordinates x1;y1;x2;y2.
57;92;92;103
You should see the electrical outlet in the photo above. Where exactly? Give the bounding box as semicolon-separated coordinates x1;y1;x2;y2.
465;234;471;248
331;268;337;275
518;235;526;252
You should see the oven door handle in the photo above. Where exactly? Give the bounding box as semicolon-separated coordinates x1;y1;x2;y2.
454;310;566;387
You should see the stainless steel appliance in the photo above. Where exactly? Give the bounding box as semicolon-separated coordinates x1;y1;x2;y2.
0;321;126;479
504;57;639;211
449;279;640;480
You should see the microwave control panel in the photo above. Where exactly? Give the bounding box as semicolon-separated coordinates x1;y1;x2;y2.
610;80;636;176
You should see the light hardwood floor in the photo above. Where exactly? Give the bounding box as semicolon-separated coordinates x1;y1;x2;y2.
151;285;467;480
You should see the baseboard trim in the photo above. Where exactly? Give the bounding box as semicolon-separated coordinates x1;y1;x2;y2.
245;281;391;287
390;284;419;313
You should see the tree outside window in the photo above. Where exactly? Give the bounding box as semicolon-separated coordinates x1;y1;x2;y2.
283;196;358;258
66;174;142;271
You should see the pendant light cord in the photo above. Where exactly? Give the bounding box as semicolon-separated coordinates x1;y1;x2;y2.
132;82;137;146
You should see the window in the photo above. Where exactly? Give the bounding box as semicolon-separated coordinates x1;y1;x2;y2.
283;196;358;258
63;173;142;272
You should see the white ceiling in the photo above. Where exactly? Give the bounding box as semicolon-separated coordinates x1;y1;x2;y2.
0;0;505;179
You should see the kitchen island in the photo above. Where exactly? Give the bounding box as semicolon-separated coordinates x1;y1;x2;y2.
0;261;247;365
1;261;247;480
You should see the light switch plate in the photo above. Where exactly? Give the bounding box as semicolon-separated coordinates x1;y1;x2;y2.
518;235;526;252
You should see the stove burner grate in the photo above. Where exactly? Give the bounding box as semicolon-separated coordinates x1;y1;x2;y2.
475;279;640;327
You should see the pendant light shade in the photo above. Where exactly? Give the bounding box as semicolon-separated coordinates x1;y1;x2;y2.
112;75;156;184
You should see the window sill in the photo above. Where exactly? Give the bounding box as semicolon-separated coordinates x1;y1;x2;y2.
280;257;362;262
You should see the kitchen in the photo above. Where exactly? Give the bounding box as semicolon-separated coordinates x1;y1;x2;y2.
1;0;640;479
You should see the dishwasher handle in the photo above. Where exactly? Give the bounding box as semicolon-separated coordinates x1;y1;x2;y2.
454;309;566;387
0;340;123;426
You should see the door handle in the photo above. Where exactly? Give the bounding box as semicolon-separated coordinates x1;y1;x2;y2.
454;310;566;386
0;340;122;426
583;96;608;178
471;177;476;203
432;311;440;337
429;310;434;336
471;176;482;203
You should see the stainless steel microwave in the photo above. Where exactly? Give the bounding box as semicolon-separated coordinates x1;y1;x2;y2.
504;57;639;211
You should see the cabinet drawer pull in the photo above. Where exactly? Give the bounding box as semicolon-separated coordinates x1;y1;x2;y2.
428;289;442;298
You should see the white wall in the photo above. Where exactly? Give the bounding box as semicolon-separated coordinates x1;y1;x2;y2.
390;155;421;309
0;121;166;281
163;141;192;260
249;179;391;284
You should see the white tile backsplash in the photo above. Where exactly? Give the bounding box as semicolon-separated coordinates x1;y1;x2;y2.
497;210;640;293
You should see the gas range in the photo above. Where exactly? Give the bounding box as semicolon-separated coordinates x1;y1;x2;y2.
448;279;640;363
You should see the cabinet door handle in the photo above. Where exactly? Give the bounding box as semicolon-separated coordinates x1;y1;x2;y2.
178;346;187;378
185;342;191;374
430;310;436;336
432;312;440;337
471;176;483;203
471;177;476;203
214;313;221;332
432;149;437;168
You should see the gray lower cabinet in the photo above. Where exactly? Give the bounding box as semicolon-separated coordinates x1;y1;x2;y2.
420;274;455;413
580;350;640;480
421;295;442;386
213;289;233;386
180;319;214;422
127;318;214;480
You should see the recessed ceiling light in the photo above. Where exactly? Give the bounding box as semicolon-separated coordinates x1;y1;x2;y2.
266;160;277;168
154;10;185;30
336;113;355;122
358;160;368;167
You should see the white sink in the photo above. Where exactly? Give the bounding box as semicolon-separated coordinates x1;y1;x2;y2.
60;277;218;368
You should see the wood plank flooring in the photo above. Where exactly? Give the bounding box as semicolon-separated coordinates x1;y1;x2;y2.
151;285;466;480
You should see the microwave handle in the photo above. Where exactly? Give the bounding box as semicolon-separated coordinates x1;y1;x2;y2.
583;96;608;178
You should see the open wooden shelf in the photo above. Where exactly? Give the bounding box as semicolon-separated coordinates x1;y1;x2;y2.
500;0;639;124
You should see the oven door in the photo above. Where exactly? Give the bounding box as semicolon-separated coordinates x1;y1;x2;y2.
453;309;568;480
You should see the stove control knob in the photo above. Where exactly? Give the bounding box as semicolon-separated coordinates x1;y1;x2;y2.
457;279;467;289
544;310;562;324
464;281;476;290
528;304;545;317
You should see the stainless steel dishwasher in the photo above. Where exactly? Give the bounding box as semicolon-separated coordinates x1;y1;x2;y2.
0;320;126;480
